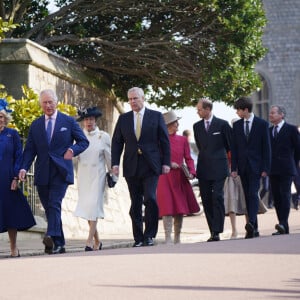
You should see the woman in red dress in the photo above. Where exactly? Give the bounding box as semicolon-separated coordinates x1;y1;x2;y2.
157;111;200;244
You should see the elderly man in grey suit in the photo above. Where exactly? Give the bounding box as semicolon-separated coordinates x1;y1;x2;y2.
111;87;171;247
269;105;300;235
193;98;232;242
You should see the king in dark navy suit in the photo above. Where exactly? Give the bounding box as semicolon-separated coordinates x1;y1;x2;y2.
269;105;300;235
19;89;89;254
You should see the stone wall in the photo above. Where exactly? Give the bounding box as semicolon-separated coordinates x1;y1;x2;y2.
0;39;131;240
255;0;300;125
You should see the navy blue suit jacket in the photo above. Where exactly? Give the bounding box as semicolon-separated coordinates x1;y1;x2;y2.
111;108;170;177
21;111;89;185
269;122;300;176
231;116;271;175
193;116;232;180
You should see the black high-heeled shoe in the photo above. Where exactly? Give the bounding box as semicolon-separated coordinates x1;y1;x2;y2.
99;242;103;250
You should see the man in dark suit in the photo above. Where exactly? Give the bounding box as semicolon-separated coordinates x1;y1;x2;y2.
231;97;271;239
269;105;300;235
19;89;89;254
111;87;170;247
292;164;300;210
292;125;300;210
193;98;232;242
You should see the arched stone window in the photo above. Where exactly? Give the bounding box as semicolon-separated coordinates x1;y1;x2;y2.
251;76;269;121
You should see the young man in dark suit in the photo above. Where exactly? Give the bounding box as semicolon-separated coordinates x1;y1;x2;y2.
19;89;89;254
111;87;170;247
193;98;232;242
269;105;300;235
231;97;271;239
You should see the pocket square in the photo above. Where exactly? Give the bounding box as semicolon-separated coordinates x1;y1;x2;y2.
60;127;68;132
213;132;221;135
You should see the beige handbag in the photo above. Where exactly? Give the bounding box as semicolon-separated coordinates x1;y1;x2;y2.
181;164;190;178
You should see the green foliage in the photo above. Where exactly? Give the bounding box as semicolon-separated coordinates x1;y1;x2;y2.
2;0;267;108
0;85;76;139
0;17;18;41
4;86;40;139
8;1;52;37
57;102;77;116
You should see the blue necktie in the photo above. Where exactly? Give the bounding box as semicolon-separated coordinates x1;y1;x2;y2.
46;117;52;144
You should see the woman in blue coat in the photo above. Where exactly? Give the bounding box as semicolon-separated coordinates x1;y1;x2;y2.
0;99;36;257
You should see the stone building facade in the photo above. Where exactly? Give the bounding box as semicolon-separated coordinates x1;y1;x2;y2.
0;39;132;240
253;0;300;126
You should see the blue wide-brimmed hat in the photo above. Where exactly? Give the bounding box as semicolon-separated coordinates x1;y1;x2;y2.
76;107;102;122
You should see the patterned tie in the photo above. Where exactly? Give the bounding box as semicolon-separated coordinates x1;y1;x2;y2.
135;112;141;140
274;125;278;138
206;121;210;132
46;117;52;144
245;120;250;140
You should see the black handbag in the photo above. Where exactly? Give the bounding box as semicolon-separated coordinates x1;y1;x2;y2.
106;172;117;188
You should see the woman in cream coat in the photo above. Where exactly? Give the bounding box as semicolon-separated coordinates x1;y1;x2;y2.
75;107;112;251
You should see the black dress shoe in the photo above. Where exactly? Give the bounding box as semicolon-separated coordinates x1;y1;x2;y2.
272;224;286;236
43;236;54;254
207;233;220;242
275;224;286;234
85;246;93;251
133;241;143;247
52;246;66;254
272;231;282;236
245;223;255;239
254;231;260;238
144;237;154;246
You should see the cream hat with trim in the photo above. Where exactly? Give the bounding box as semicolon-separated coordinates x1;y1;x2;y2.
163;110;181;125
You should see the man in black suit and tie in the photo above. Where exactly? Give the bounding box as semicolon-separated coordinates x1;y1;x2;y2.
193;98;232;242
231;97;271;239
269;105;300;235
111;87;170;247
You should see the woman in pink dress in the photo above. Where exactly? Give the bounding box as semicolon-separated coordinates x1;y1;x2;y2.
157;111;200;244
